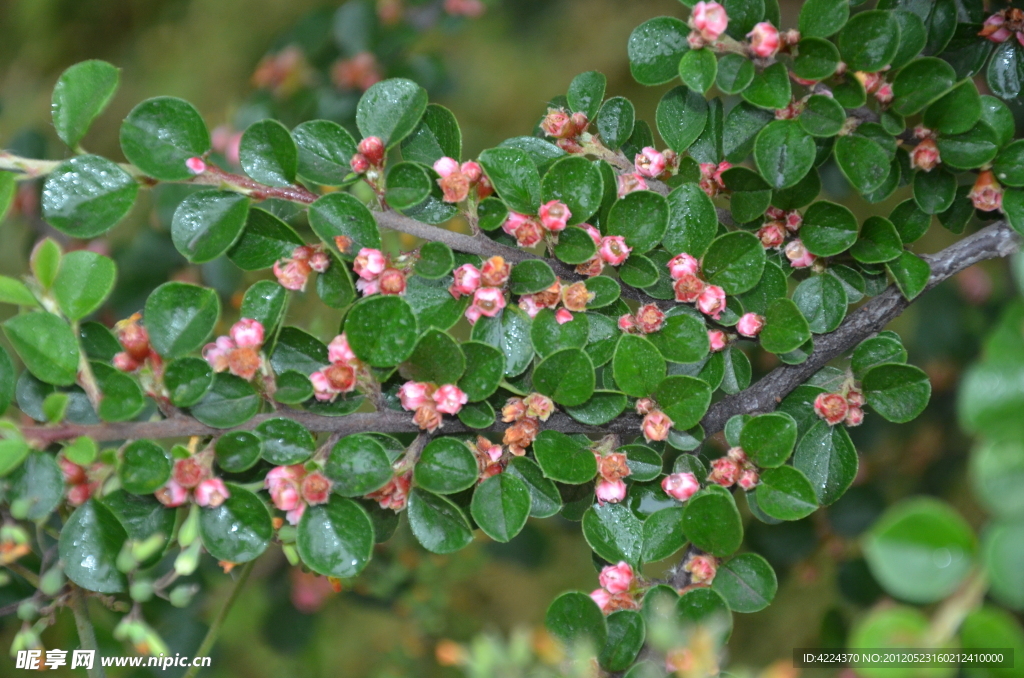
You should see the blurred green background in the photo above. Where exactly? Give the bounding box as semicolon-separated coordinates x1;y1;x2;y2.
0;0;1019;676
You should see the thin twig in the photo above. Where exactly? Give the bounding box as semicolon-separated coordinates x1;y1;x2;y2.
182;559;255;678
69;585;107;678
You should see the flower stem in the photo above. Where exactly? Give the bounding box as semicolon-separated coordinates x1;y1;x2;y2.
181;558;255;678
69;584;107;678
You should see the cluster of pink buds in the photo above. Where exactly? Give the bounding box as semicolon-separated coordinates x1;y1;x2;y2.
350;136;386;175
265;465;332;525
970;170;1004;213
572;224;633;277
687;1;729;48
310;333;364;402
501;200;572;248
156;455;231;509
698;160;732;198
684;553;718;585
758;205;803;253
667;252;727;321
909;127;941;172
814;388;865;427
272;243;332;291
455;257;512;325
473;436;506;482
367;471;412;511
432;156;493;203
636;398;674;443
501;393;552;455
203;318;266;382
399;381;469;432
634;147;676;180
855;70;894;105
352;247;408;297
330;51;382;92
539;108;590;153
662;471;700;503
747;22;781;58
594;446;631;504
708;447;760;490
444;0;486;18
112;314;161;375
980;8;1024;45
60;457;98;506
519;279;593;324
618;304;666;335
590;561;639;614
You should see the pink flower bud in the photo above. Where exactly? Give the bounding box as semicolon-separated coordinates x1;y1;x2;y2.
433;156;461;178
379;268;407;295
581;223;602;245
712;161;732;188
353;248;387;281
60;457;87;485
757;222;786;249
910;138;941;172
599;236;631;266
155;480;189;508
433;384;468;415
736;312;765;338
328;333;356;365
662;472;700;502
576;255;605;277
518;295;541;319
727;446;748;464
599;562;635;594
674;273;706;304
523;393;555;421
113;351;141;372
737;468;760;491
691;1;729;42
266;464;304;492
301;472;332;505
570;112;589;132
766;206;785;220
230;318;264;349
642;410;674;442
554;308;574;325
350;153;370;174
981;14;1013;43
185;157;207;175
357;136;385;165
472;287;507;317
513;220;544;247
668;253;701;280
590;587;613;612
323;363;356;393
460;161;482;183
708;329;727;352
785;210;803;232
173;456;208;489
67;482;93;506
635;147;667;178
747;22;780;58
618;314;636;333
635;304;666;334
708;457;741;487
540;108;575;139
785;239;817;269
874;83;893;104
286;504;306;526
501;211;531;236
696;284;727;320
617;173;648;198
814;392;850;426
194;478;231;508
464;304;483;325
635;398;656;415
539;200;571;232
685;553;718;584
846;389;865;408
356;277;380;297
273;259;310;291
449;263;482;299
439;172;471;203
970;170;1003;212
308;250;331;273
595;478;628;504
845;406;865;427
310;370;339;402
480;256;511;287
398;381;433;411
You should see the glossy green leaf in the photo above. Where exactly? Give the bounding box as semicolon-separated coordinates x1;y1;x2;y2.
199;484;272;563
239;119;297;186
754;120;815;190
792;37;841;81
325;434;393;496
970;438;1024;519
533;348;595;406
701;231;765;295
508;259;556;295
760;298;812;355
656;86;708;154
922;80;981;136
712;553;777;613
292;119;357;185
42;155;138;239
740;412;797;468
256;417;315;465
723;101;773;161
891;58;957;115
356;78;428;147
835;132;893;195
3;312;80;386
606;190;669;254
51;250;116;321
506;456;562;518
307;192;380;258
478;147;541;215
533;430;598;484
567;71;606;120
118;440;171;495
678;48;717;93
58;500;127;593
798;0;849;37
345;295;418;367
415;437;478;494
546;591;608;649
886;251;930;301
913;166;956;215
92;362;145;422
599;610;646;672
862;362;931;423
889;198;931;243
144;282;220;359
583;501;643;566
837;10;900;72
554;225;598;265
799;95;845;137
683;485;743;557
240;280;287;330
386;161;432;211
596;97;636;150
401;104;461;166
793;274;847;334
801;200;858;257
653;375;712;430
227;208;305;271
793;420;858;505
190;373;260;428
415;241;453;280
716;53;755;95
741;63;791;110
612;335;665;398
298;496;374;577
628;17;690;86
641;507;687;563
541;156;604;225
52;60;120;147
754;465;818;521
171;190;250;264
663;182;718;258
983;521;1024;611
214;431;262;473
851;216;903;264
471;473;531;543
120;97;210;181
407;487;473;554
470;306;533;377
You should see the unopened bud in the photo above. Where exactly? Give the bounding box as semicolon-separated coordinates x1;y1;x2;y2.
174;540;202;577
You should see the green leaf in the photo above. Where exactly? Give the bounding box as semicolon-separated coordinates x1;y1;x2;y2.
663;183;718;257
678;49;717;93
980;95;1015;147
171;190;250;264
457;341;504;402
723;101;773;161
889;198;931;243
754;120;815;190
863;497;975;603
656;86;708;154
988;38;1024;98
239;119;297;186
891;58;957;116
401;104;462;166
404;329;465;384
214;431;262;473
533;348;595;406
970;438;1024;520
596;97;635;150
852;334;907;378
531;308;588;357
567;71;606;120
922;79;981;136
798;0;849;37
42;155;138;239
600;610;646;672
741;62;791;110
793;420;858;505
913;166;956;214
886;251;930;301
292;119;357;186
7;450;63;520
801;200;858;257
58;500;127;593
386;161;432;212
627;17;689;86
862;362;930;423
227;208;305;271
92;362;145;422
478;147;541;215
0;276;39;307
554;225;598;265
740;412;797;468
613;335;665;398
701;231;766;294
647;313;709;364
737;261;786;315
119;440;171;495
415;437;478;494
606;190;669;254
51;60;120;148
509;259;556;295
415;241;454;280
960;605;1024;663
307;192;381;258
356;78;428;147
3;312;80;386
835;132;893;195
799;95;845;137
546;591;608;649
256;417;315;465
144;282;220;359
793;274;847;334
53;250;116;320
937;124;999;172
199;484;272;563
100;491;174;566
506;456;562;518
190;374;260;428
683;486;743;557
754;465;818;521
838;10;900;72
583;501;643;566
345;295;418;367
642;507;687;562
470;306;534;377
120;97;210;181
712;553;777;613
851;216;903;264
270;326;328;375
298;496;374;577
792;38;840;81
0;347;15;415
470;473;531;543
759;298;812;355
983;521;1024;611
324;434;393;496
675;587;733;642
407;487;473;554
533;430;598;484
716;54;755;95
241;280;287;330
542;156;604;225
653;375;712;430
